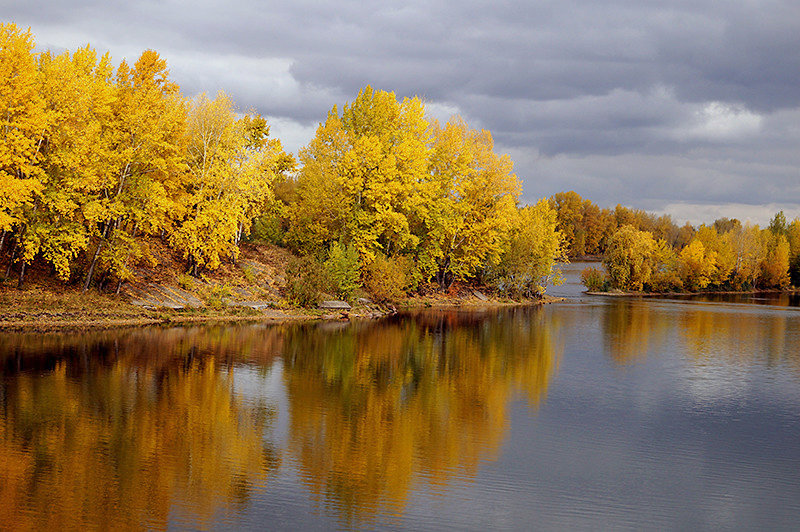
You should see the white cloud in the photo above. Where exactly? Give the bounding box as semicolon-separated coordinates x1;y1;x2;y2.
656;202;800;226
681;102;763;141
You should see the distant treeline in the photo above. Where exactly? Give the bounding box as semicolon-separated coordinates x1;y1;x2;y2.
550;191;800;291
1;24;564;301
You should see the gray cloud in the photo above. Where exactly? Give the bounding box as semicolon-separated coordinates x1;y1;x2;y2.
6;0;800;221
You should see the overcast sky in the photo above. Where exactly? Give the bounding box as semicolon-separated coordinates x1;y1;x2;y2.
7;0;800;225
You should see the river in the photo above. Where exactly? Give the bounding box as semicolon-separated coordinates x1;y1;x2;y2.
1;263;800;530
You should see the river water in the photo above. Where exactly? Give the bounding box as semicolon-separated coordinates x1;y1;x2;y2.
2;263;800;530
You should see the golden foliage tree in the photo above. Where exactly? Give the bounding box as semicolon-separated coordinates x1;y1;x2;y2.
492;199;565;297
172;92;292;273
603;225;658;291
421;117;520;287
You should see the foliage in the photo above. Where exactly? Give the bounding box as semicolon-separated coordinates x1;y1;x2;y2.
420;117;520;288
580;267;608;292
602;225;659;291
0;23;45;235
171;92;292;274
324;241;361;300
492;199;565;297
759;232;790;288
678;240;716;291
363;253;415;302
285;255;327;307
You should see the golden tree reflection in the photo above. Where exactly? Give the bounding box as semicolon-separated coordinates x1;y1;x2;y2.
282;308;562;525
602;300;669;364
0;327;282;530
599;297;800;370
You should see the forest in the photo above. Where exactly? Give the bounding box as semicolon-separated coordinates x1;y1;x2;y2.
0;23;563;303
1;23;797;304
549;190;800;292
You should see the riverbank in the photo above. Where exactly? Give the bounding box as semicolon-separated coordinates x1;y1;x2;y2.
0;241;561;332
0;285;556;332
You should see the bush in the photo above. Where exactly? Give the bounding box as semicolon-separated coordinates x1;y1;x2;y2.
324;242;361;300
363;254;415;302
249;204;288;245
580;267;608;292
285;255;327;307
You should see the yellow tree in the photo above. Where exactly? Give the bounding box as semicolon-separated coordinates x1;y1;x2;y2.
603;225;658;291
759;231;790;288
678;239;717;291
83;50;187;290
18;45;116;282
286;109;353;255
492;199;565;297
289;86;431;260
171;92;292;273
728;223;766;289
0;24;46;282
694;225;734;287
420;117;520;288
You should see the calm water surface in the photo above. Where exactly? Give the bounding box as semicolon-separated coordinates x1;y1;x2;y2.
2;264;800;530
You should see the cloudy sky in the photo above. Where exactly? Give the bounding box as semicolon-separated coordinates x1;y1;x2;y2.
7;0;800;224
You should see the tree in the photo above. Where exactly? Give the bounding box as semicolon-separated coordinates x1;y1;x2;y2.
729;223;765;289
82;50;187;290
768;211;787;236
171;92;291;274
679;239;717;291
0;23;47;285
19;45;116;282
492;199;565;297
693;226;734;287
550;191;584;256
759;232;790;288
288;86;431;261
603;225;658;291
420;117;520;288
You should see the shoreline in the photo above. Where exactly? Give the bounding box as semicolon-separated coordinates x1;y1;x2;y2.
0;293;560;333
585;289;799;297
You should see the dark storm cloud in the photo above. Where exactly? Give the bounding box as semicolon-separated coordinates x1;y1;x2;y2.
5;0;800;219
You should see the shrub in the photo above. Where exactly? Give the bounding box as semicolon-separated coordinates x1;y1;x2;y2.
324;242;361;300
363;254;415;302
580;267;607;292
285;255;327;307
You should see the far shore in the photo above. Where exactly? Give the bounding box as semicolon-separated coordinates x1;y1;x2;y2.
586;288;799;297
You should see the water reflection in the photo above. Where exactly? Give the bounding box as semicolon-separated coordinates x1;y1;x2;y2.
0;309;562;528
282;307;562;525
597;297;800;369
0;326;282;530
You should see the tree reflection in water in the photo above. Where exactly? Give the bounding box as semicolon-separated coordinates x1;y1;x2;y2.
0;310;563;529
0;326;283;530
282;307;562;526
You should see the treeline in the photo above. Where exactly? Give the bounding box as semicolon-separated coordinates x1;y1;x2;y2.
0;24;294;291
549;190;800;292
549;190;695;257
580;211;800;293
1;24;565;300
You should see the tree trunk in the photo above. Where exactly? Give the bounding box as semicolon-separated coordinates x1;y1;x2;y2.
84;221;113;292
17;260;26;289
4;240;17;280
0;230;5;254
